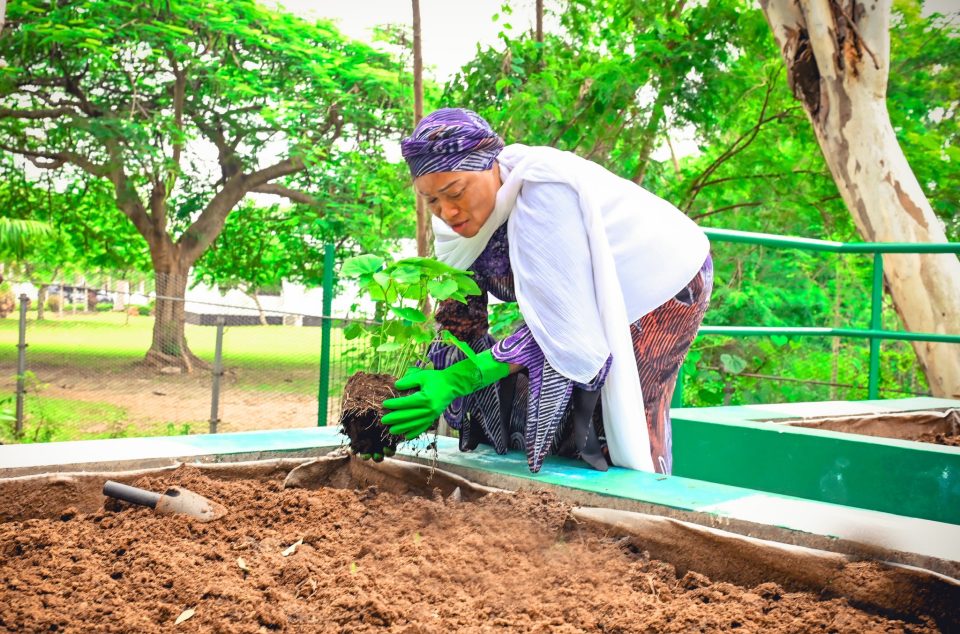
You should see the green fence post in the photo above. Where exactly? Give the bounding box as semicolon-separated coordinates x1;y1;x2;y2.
318;244;335;426
868;252;883;399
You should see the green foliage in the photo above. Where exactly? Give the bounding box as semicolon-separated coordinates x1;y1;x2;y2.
0;217;53;259
164;422;193;436
447;0;955;404
0;0;412;360
888;1;960;241
488;301;524;338
192;155;416;294
0;395;14;428
0;371;62;443
340;255;482;376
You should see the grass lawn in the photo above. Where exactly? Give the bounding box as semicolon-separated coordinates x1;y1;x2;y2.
0;311;365;391
0;311;368;441
0;311;360;365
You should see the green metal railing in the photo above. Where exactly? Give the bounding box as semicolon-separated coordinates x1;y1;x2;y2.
672;228;960;407
317;243;336;427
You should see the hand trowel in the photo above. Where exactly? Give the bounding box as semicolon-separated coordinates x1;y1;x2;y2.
102;480;228;522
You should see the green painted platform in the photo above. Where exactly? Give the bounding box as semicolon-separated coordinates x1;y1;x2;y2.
672;397;960;524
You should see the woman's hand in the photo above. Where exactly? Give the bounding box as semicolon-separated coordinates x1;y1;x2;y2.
382;350;511;440
381;367;458;439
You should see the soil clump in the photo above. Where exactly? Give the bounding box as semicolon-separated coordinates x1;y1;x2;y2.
339;372;403;458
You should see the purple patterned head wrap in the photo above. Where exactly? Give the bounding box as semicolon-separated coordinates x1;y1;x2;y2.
400;108;504;178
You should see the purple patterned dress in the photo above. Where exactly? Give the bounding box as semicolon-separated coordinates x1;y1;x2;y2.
429;223;713;474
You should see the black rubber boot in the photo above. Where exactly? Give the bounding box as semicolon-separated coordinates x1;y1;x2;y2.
571;387;608;472
496;373;518;453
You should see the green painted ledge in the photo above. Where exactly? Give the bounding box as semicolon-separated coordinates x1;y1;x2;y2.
672;397;960;525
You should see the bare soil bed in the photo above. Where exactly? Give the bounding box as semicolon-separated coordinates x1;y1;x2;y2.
783;408;960;448
0;465;946;633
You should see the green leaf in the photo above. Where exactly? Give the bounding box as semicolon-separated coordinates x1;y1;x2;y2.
456;276;482;298
771;335;789;347
441;330;477;361
389;264;421;285
390;306;427;323
376;342;402;352
399;284;427;301
720;354;747;375
427;278;458;301
341;255;385;277
343;322;365;340
399;257;464;275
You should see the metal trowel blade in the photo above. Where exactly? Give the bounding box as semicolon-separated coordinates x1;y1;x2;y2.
154;486;229;522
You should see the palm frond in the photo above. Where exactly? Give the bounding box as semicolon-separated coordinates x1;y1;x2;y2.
0;218;54;258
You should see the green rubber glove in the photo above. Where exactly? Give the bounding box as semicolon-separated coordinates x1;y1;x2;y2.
382;350;510;440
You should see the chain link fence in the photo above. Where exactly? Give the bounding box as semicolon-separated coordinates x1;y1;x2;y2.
0;289;367;443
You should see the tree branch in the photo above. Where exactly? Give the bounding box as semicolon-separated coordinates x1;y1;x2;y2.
690;201;764;220
0;143;110;177
53;50;101;117
250;184;322;208
697;169;827;189
177;156;306;264
683;71;799;210
166;51;187;195
0;106;80;119
106;167;155;242
244;157;305;189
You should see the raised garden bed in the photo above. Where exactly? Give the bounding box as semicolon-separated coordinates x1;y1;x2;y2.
0;457;956;632
774;407;960;446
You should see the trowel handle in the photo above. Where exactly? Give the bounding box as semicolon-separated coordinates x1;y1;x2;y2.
103;480;163;509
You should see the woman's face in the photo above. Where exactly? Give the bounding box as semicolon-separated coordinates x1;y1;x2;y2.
414;164;501;238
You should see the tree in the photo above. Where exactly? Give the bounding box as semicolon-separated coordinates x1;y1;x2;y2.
447;0;772;186
411;0;432;258
760;0;960;397
193;150;415;302
0;0;408;370
446;0;955;400
1;168;153;317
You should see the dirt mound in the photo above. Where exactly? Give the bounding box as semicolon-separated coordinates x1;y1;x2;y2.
0;467;941;633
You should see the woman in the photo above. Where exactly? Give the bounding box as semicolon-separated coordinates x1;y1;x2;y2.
382;108;712;474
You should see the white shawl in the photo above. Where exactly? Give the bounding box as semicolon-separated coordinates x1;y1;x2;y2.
433;144;709;472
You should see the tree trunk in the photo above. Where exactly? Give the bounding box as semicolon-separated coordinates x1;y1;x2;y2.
248;291;269;326
535;0;544;43
412;0;433;258
761;0;960;397
632;86;669;185
37;284;47;321
115;279;128;311
145;249;205;372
